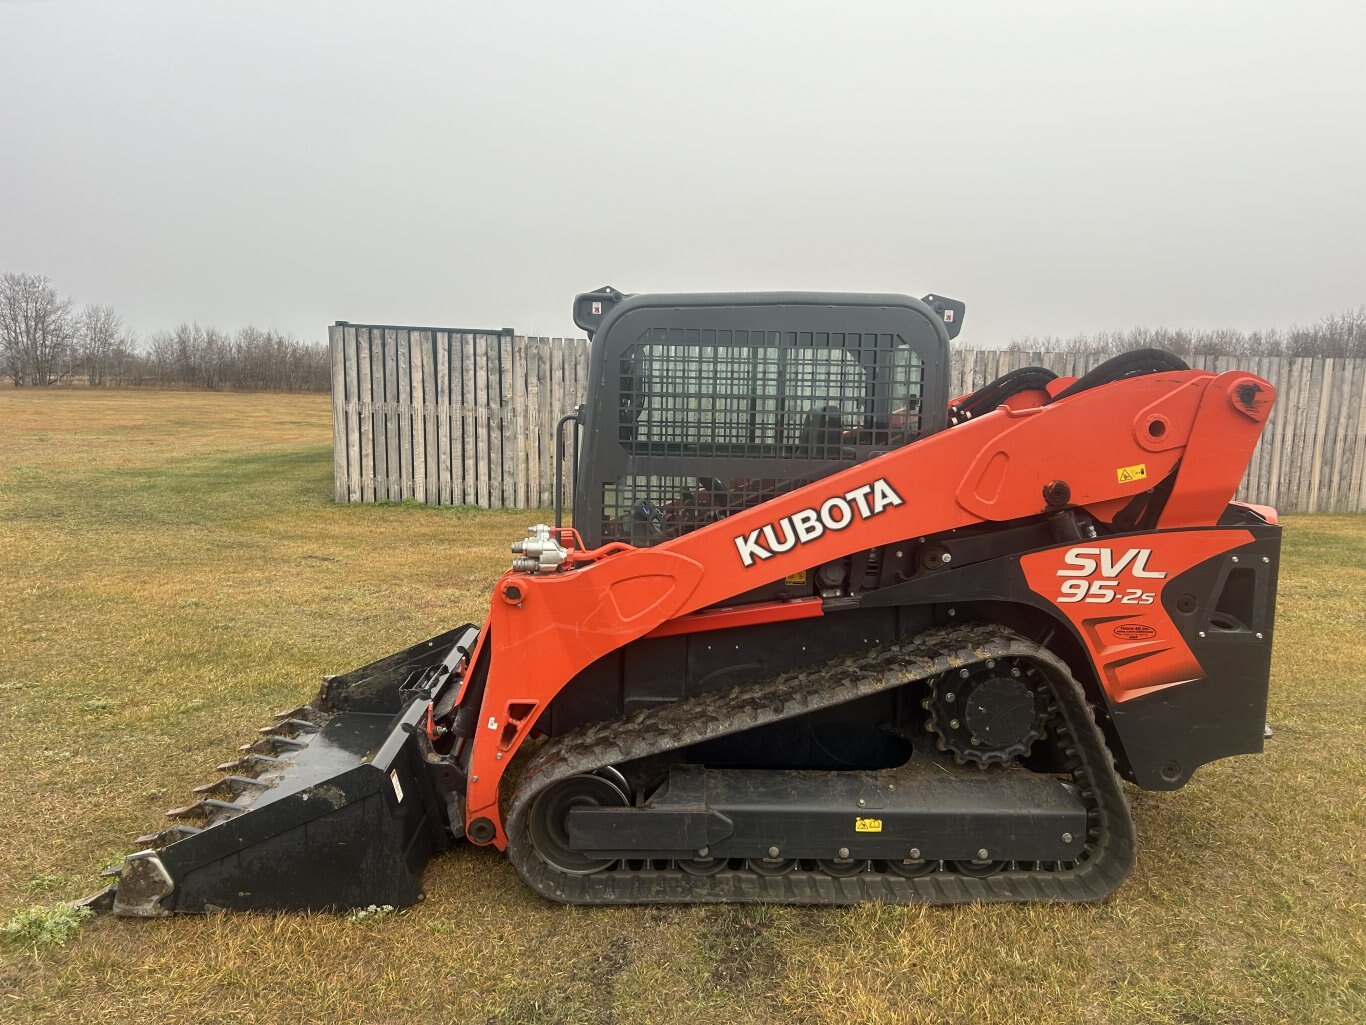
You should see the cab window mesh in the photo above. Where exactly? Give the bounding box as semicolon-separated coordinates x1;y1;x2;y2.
619;328;923;460
602;327;926;546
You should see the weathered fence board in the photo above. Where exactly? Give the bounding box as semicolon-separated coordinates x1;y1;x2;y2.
329;327;347;503
370;330;384;499
420;331;436;503
436;333;450;505
330;325;1365;514
456;333;471;506
512;333;527;508
1352;359;1366;512
537;336;552;508
396;330;412;499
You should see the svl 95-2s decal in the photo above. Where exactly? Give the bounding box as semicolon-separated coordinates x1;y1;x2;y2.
1056;546;1166;605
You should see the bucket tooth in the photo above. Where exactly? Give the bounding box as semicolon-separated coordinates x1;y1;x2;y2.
165;798;245;821
74;885;117;912
260;718;320;738
240;736;308;756
135;824;203;847
217;753;287;772
193;775;274;799
273;704;324;725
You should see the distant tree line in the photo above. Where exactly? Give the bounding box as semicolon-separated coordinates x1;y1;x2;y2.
0;272;330;391
1007;307;1366;358
4;270;1362;392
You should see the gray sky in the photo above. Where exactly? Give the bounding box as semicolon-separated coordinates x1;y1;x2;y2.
2;0;1363;346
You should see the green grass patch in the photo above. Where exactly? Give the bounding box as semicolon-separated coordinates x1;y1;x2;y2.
1;905;91;955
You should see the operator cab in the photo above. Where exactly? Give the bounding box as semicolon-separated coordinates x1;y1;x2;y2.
570;289;961;549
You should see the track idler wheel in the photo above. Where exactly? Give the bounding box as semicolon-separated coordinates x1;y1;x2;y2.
748;857;798;876
526;772;631;875
885;857;938;878
677;856;728;876
817;858;871;878
954;858;1007;877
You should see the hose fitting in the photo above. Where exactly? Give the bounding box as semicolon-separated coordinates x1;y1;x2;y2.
509;524;568;574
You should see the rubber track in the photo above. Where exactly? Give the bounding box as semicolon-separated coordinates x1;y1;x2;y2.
505;623;1135;905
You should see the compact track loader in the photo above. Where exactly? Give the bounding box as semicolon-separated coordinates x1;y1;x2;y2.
85;289;1280;914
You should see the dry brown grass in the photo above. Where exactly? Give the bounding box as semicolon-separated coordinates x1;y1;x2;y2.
0;388;1362;1024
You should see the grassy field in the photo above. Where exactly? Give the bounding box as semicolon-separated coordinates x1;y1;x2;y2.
0;389;1362;1025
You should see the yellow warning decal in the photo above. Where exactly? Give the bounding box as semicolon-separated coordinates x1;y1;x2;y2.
784;571;808;585
1117;463;1148;484
855;817;883;833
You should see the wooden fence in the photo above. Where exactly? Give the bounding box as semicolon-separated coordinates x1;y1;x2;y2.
329;324;587;509
330;324;1366;515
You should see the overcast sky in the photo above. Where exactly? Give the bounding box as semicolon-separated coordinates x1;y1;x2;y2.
1;1;1362;346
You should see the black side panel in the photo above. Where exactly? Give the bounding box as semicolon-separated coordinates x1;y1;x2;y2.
859;525;1282;790
544;605;932;737
1125;530;1280;788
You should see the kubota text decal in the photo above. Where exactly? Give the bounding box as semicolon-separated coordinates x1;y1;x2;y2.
733;478;904;568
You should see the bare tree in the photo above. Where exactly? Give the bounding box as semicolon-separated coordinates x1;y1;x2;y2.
79;303;124;385
0;272;77;386
1008;307;1366;359
1288;306;1366;357
107;332;138;387
2;270;334;391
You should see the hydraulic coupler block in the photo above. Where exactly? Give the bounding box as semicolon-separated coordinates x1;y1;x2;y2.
511;524;569;574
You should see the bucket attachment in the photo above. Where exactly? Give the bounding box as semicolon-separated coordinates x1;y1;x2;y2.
83;624;480;915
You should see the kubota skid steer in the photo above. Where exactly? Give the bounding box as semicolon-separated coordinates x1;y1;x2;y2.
84;289;1280;914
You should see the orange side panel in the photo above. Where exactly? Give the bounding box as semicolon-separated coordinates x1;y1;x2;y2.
1020;529;1253;702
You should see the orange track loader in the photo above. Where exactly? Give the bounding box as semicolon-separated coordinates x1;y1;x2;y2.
86;289;1279;913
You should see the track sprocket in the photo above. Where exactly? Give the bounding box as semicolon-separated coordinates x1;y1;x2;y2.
923;657;1047;767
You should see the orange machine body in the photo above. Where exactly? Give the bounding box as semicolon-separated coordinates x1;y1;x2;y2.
445;367;1276;846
